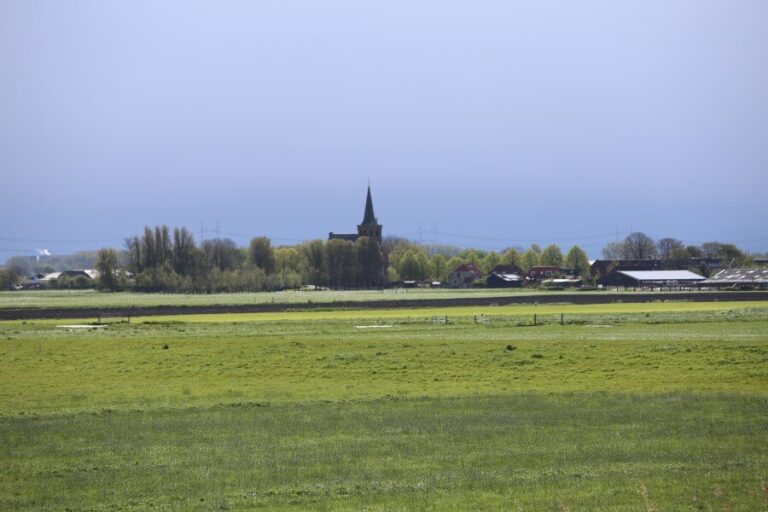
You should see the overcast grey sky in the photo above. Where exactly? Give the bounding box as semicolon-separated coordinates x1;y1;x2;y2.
1;0;766;258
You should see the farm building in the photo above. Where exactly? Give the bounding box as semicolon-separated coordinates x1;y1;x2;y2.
489;264;525;276
486;271;523;288
541;278;582;289
486;264;526;288
24;269;100;289
590;258;723;279
598;270;705;288
446;263;483;288
528;266;558;280
699;268;768;289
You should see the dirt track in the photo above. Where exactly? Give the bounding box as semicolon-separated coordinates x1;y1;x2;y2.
1;291;767;320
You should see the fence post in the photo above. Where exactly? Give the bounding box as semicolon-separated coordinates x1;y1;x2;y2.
560;313;564;325
533;314;537;326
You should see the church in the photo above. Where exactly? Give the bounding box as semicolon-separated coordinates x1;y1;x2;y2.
328;186;382;243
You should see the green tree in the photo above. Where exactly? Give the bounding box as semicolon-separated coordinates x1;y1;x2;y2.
564;245;590;277
500;248;521;266
249;237;276;274
172;227;197;276
445;256;463;274
397;249;430;281
539;244;563;267
520;248;540;271
202;238;242;271
462;250;481;267
480;252;501;274
429;254;447;281
274;247;301;274
0;267;22;290
95;248;120;291
300;240;327;287
356;236;386;288
685;245;703;258
326;239;358;289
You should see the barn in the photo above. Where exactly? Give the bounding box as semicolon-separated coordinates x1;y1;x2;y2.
699;268;768;289
486;272;523;288
598;269;705;288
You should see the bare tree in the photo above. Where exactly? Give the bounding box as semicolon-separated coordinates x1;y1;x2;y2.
657;238;685;261
622;232;657;259
602;241;624;260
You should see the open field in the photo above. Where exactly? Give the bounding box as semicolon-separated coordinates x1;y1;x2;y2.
1;301;767;510
1;288;761;311
0;289;571;310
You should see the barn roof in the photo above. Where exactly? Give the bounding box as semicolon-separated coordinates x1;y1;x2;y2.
617;270;705;281
452;263;483;275
489;272;522;282
702;268;768;284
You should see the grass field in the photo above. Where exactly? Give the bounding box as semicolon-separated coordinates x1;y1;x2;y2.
1;301;767;510
0;289;552;310
0;287;727;310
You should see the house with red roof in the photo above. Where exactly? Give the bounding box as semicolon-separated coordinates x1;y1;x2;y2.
446;263;483;288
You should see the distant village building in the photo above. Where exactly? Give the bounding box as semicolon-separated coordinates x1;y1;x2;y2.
329;186;382;243
446;263;483;288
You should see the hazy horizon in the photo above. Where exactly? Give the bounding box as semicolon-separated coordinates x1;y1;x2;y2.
2;1;767;260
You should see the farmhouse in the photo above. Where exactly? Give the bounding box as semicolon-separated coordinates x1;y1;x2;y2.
328;186;382;243
599;270;705;288
446;263;483;288
699;268;768;289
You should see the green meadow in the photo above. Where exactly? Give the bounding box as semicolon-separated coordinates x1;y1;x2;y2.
1;301;767;510
0;288;557;310
0;287;728;310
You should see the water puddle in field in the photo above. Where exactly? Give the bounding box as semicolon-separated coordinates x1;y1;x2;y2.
56;325;107;330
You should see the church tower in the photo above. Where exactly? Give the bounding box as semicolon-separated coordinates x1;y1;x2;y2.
357;186;382;242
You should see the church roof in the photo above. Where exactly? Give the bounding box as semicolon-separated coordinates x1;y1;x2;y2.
361;186;378;225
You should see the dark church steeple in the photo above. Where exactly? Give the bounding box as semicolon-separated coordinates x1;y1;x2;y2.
357;186;382;242
361;186;377;225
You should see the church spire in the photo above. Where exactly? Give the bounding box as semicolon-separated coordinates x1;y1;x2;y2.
361;185;377;225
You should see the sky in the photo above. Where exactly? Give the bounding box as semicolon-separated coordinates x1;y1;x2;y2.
1;0;767;259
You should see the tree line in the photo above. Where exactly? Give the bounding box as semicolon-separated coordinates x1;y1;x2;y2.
94;226;387;292
90;226;594;292
601;232;753;265
1;226;761;292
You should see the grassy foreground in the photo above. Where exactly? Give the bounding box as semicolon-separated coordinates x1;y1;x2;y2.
3;394;767;511
1;301;767;510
